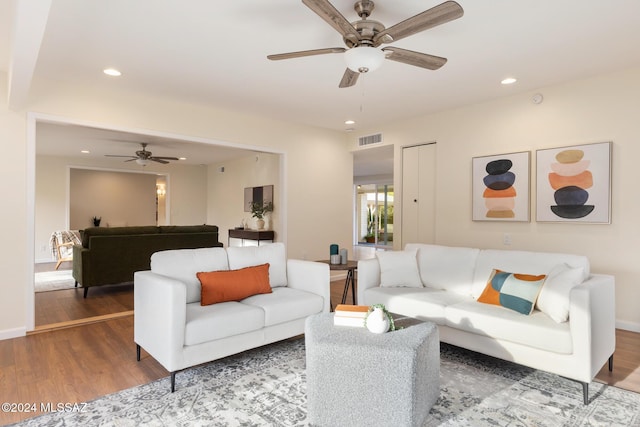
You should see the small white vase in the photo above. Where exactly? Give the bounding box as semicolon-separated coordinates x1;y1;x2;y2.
366;307;390;334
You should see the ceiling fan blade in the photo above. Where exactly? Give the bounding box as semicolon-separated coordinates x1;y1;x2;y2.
268;47;346;61
105;155;137;158
382;47;447;70
373;1;463;46
151;156;180;161
150;158;170;164
302;0;360;44
339;68;359;88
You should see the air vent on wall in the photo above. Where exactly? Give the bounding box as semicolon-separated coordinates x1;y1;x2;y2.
358;133;383;146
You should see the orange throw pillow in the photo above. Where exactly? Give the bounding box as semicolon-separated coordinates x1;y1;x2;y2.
198;263;272;305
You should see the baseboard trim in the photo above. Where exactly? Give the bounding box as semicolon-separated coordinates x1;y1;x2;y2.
28;310;134;335
0;327;27;340
616;320;640;333
330;271;348;281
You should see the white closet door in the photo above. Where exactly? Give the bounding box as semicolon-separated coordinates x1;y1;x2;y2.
401;143;436;247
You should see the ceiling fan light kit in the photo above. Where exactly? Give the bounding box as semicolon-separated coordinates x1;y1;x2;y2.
344;46;385;73
268;0;464;87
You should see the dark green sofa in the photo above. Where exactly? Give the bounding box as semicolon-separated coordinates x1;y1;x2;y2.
72;225;222;297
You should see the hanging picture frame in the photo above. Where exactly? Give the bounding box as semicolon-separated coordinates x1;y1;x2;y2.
472;151;530;222
244;185;274;212
536;141;611;223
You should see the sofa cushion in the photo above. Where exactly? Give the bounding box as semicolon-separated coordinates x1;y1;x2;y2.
81;225;159;247
471;249;590;298
227;243;288;287
477;269;547;315
405;244;480;296
445;300;573;354
376;249;422;288
151;247;229;303
159;225;219;234
536;263;585;323
241;287;324;326
363;287;472;325
198;263;272;305
184;301;264;346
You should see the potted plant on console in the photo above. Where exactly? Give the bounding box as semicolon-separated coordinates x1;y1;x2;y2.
250;201;273;230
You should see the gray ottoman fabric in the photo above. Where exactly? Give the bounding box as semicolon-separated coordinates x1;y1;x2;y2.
305;313;440;427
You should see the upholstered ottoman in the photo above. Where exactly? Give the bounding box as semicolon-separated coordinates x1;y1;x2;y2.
305;313;439;427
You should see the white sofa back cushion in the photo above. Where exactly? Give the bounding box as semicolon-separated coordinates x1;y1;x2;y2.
405;243;480;296
227;242;288;287
150;247;229;303
471;249;590;298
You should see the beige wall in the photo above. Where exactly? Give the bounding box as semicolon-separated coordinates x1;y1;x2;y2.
33;155;209;263
0;75;352;338
207;153;281;245
352;67;640;331
69;168;157;230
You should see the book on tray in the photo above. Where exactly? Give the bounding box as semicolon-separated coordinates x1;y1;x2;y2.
333;304;369;327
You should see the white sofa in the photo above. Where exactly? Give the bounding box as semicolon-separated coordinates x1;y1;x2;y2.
134;243;330;391
357;243;616;404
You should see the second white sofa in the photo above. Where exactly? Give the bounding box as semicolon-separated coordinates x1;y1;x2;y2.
134;243;330;391
357;243;616;404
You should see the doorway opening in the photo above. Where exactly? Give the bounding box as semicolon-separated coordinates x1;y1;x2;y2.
355;183;394;248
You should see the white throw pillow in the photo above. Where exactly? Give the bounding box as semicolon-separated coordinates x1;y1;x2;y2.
536;263;584;323
376;249;423;288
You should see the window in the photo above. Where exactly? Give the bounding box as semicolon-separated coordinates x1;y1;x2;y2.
356;184;393;247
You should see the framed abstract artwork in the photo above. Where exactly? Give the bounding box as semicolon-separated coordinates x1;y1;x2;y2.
472;151;530;222
244;185;274;212
536;142;611;223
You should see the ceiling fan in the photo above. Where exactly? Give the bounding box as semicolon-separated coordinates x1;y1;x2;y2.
105;143;179;165
268;0;463;88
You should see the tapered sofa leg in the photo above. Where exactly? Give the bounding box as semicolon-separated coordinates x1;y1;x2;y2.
136;344;141;362
83;287;88;298
74;281;78;288
609;355;614;371
582;382;589;405
171;372;176;393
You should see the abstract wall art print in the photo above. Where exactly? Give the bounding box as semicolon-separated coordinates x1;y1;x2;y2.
472;151;530;222
536;142;611;223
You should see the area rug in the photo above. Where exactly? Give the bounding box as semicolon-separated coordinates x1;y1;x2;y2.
34;270;75;292
11;339;640;426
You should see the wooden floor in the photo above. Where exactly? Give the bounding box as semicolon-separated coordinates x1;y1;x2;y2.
34;262;134;328
2;278;639;424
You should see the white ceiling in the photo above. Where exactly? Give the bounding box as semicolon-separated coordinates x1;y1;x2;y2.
3;0;640;169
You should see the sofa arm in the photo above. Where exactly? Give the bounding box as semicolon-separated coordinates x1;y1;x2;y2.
569;273;616;380
357;258;380;304
287;259;331;313
134;270;188;372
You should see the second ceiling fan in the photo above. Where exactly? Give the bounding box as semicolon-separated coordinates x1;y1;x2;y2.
268;0;464;88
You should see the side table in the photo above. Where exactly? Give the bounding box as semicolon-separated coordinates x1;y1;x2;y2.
317;260;357;308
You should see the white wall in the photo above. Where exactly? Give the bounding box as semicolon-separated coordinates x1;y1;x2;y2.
69;168;157;229
207;152;281;245
352;67;640;331
0;75;352;338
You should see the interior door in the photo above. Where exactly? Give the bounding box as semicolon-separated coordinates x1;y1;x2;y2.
401;143;436;247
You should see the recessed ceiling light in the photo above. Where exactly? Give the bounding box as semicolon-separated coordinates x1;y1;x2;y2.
103;68;122;77
179;157;187;161
501;77;517;85
81;150;90;154
345;120;355;125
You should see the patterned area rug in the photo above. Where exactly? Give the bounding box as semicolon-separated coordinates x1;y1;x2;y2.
11;339;640;426
33;270;75;292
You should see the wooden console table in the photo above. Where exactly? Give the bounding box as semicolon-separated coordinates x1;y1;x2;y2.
228;229;274;247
